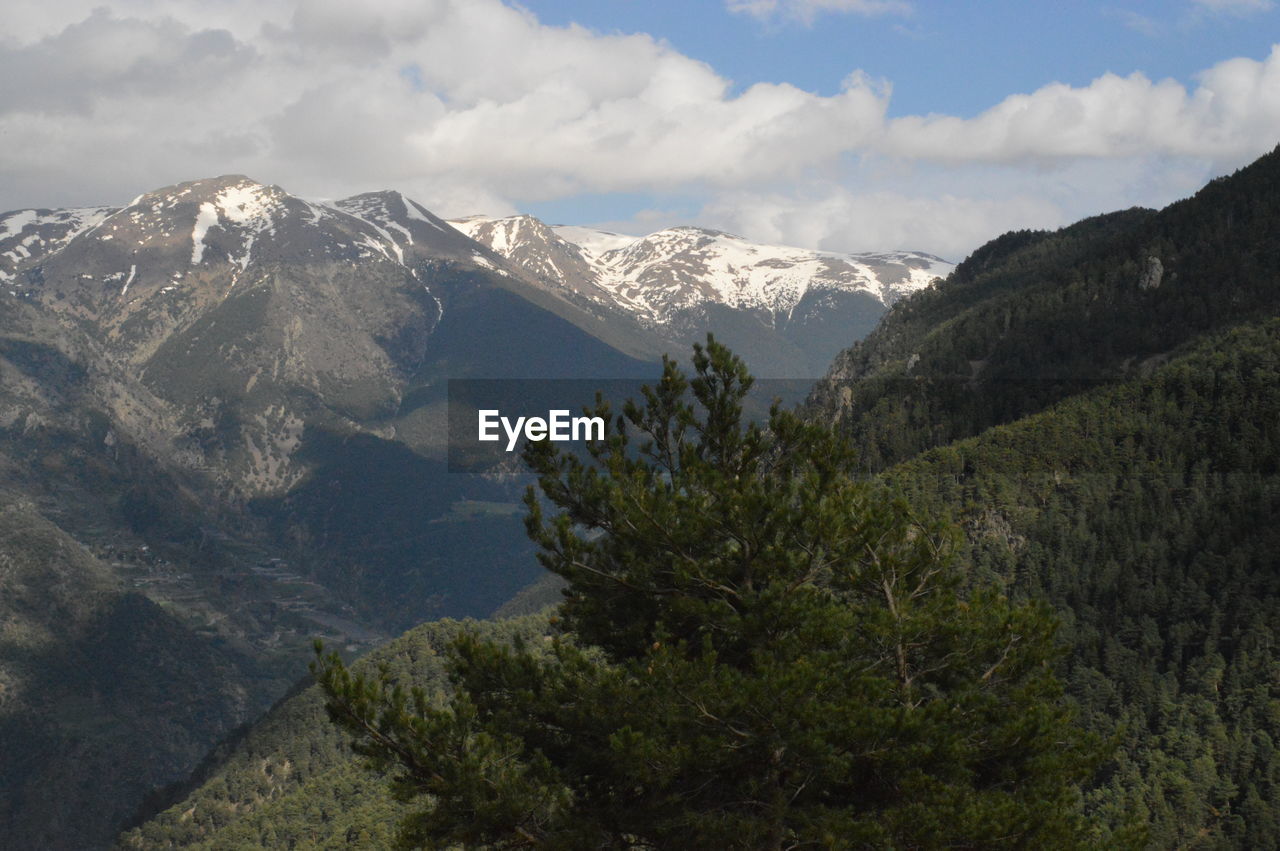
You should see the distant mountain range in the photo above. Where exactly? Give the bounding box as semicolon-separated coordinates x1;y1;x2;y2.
448;214;947;322
452;213;950;376
2;180;950;388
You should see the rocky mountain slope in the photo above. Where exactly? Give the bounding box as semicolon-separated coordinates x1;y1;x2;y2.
0;176;631;848
0;495;277;851
5;176;661;490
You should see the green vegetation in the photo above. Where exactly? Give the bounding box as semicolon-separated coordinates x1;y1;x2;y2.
880;320;1280;848
315;340;1104;849
797;145;1280;848
814;145;1280;471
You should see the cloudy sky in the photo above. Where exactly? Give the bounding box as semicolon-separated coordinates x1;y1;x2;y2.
2;0;1279;259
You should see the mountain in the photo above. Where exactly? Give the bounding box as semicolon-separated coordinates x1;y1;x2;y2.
5;175;648;519
878;319;1280;849
1;205;115;288
0;172;946;649
0;288;309;849
0;175;661;848
0;497;280;851
4;174;606;631
451;214;952;377
808;143;1280;464
126;144;1280;849
5;170;936;848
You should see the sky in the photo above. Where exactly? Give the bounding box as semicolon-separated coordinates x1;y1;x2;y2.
1;0;1279;260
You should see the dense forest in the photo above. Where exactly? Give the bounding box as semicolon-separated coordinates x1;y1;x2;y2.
885;320;1280;847
803;145;1280;846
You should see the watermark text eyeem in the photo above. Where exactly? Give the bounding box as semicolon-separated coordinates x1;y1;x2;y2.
478;409;605;452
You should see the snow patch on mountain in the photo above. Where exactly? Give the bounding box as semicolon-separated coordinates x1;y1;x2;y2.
399;194;447;232
0;206;116;283
216;184;281;230
551;225;638;256
1;206;114;246
212;182;283;274
191;203;218;265
0;210;38;241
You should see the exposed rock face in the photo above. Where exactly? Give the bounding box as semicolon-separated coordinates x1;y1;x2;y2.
3;176;525;497
1138;255;1164;290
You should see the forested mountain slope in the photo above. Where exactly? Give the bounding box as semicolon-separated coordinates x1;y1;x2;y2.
810;144;1280;469
884;320;1280;847
0;501;275;851
799;146;1280;846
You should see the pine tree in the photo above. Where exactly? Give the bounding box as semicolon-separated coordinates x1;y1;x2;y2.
315;338;1103;849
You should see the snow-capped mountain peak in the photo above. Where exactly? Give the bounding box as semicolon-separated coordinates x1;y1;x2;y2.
449;214;952;325
0;178;526;310
449;214;596;294
334;192;490;262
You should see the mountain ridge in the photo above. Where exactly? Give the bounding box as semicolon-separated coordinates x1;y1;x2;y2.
450;213;951;325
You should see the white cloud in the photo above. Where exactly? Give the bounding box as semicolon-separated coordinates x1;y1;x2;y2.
0;1;894;213
0;1;1278;258
881;47;1280;166
697;154;1214;259
725;0;912;23
702;187;1064;261
1191;0;1274;14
